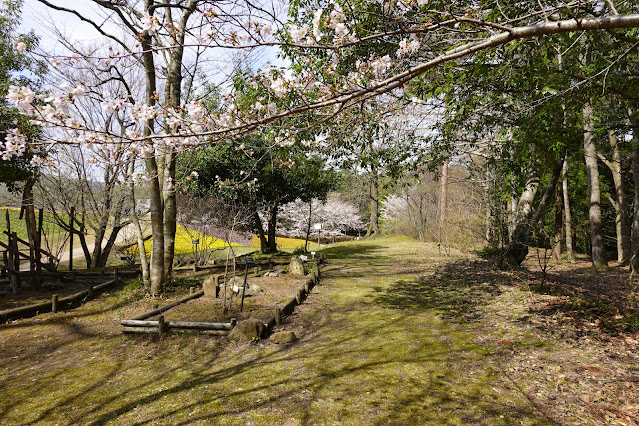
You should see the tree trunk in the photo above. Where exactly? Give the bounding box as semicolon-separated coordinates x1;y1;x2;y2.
583;102;608;269
142;3;165;294
254;210;268;253
267;204;278;253
163;150;177;280
503;157;563;266
366;163;379;236
129;159;150;285
439;161;448;226
21;176;39;289
553;184;563;260
562;154;576;262
503;170;540;264
304;201;312;252
630;120;639;272
600;131;631;263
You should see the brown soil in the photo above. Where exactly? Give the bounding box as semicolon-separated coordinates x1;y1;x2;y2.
162;274;309;323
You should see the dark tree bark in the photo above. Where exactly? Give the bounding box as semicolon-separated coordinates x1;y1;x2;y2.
267;204;278;253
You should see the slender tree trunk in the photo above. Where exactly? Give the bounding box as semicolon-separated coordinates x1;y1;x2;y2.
21;176;39;288
129;160;149;285
267;204;278;253
507;196;518;242
161;4;195;283
600;131;631;263
366;163;379;236
163;150;177;280
630;120;639;272
142;8;164;294
583;102;608;269
553;185;563;260
439;162;448;226
304;200;312;252
562;154;575;262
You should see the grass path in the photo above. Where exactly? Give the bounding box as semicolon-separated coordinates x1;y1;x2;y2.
1;237;622;424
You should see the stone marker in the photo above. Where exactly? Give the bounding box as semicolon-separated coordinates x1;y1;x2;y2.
270;331;297;344
289;256;306;276
202;275;217;298
227;318;265;342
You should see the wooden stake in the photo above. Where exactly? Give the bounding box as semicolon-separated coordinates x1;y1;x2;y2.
52;294;58;313
275;307;282;325
158;315;166;338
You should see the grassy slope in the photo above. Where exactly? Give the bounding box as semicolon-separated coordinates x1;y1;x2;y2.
0;237;562;424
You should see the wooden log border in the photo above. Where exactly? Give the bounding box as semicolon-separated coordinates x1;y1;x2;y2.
0;275;120;324
120;255;325;337
264;263;322;330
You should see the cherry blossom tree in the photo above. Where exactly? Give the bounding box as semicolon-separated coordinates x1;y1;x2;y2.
6;0;639;291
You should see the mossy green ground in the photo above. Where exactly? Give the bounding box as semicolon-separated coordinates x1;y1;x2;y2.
0;237;602;424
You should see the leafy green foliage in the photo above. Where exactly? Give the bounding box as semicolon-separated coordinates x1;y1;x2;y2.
0;0;47;192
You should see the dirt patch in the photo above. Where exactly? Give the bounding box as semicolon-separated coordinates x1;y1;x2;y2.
0;277;116;311
150;274;309;324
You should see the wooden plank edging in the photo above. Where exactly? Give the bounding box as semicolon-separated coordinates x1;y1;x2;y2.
0;277;119;324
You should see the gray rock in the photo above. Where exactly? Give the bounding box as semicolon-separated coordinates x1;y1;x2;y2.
236;284;262;298
228;318;265;342
289;256;306;276
227;276;243;287
264;271;279;277
270;331;297;344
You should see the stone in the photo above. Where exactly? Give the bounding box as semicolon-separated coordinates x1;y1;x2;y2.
236;284;262;298
227;276;242;286
270;331;297;344
202;275;218;298
289;256;306;276
264;271;279;277
227;318;265;342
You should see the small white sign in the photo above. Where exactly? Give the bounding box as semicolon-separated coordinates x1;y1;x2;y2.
313;223;322;230
300;255;308;262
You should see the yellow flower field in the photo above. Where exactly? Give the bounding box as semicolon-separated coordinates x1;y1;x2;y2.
132;225;236;256
248;235;320;251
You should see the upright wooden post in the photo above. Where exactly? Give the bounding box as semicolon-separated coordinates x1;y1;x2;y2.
253;266;259;277
52;294;58;313
11;232;20;291
275;307;282;325
158;315;166;338
68;207;75;271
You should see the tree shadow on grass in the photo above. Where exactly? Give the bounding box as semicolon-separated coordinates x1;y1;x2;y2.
323;243;387;263
369;260;503;322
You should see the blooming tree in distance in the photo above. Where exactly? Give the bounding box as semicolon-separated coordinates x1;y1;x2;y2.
5;0;639;292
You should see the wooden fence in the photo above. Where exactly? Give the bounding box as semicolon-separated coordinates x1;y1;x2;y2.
0;272;121;324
